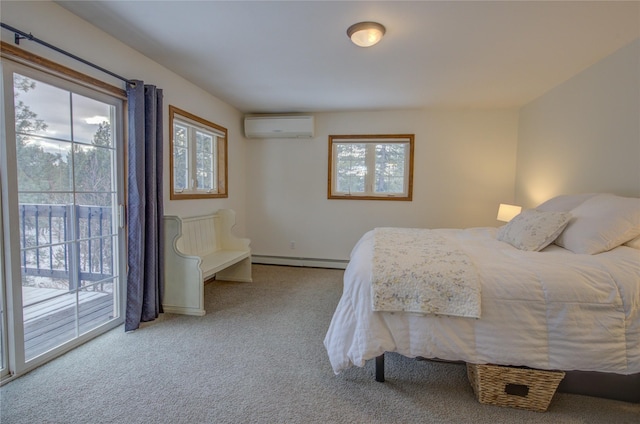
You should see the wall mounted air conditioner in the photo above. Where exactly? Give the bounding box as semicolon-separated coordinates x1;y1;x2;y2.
244;115;315;139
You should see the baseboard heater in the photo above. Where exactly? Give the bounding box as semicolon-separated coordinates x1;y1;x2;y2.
251;255;348;270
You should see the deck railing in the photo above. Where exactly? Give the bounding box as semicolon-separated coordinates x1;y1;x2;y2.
19;203;114;291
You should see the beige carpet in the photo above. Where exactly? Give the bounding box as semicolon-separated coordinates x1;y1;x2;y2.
1;264;638;423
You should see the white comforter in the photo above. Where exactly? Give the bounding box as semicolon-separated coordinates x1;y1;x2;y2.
324;227;640;375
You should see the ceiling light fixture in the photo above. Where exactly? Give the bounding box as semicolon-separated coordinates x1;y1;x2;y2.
347;21;386;47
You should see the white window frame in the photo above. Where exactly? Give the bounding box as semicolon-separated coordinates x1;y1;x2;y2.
328;134;414;201
169;105;227;200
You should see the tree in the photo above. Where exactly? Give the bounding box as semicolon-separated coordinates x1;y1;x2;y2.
14;75;70;203
72;121;115;280
73;120;113;205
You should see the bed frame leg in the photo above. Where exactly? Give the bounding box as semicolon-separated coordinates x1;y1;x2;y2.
375;354;385;382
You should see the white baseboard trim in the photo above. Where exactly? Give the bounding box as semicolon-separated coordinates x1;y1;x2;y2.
251;255;348;270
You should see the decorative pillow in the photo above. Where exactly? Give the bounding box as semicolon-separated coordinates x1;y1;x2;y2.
536;193;597;212
555;194;640;254
497;209;572;251
625;235;640;249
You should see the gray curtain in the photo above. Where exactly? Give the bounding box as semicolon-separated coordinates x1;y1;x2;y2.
125;81;164;332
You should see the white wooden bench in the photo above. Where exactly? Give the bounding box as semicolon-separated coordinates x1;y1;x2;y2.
163;209;251;316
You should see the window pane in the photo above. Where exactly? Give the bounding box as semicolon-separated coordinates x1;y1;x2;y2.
78;282;116;335
76;205;115;240
14;73;72;141
197;170;214;191
74;144;114;194
16;136;72;193
78;236;114;285
72;94;113;146
336;143;366;193
195;132;213;170
22;245;70;281
196;132;215;191
174;124;188;147
196;131;212;148
18;204;71;249
173;136;189;191
375;143;407;194
173;166;188;191
172;123;189;190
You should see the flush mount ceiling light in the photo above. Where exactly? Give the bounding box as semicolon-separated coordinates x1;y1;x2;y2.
347;21;386;47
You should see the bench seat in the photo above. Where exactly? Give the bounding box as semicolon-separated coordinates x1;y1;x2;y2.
200;249;251;281
163;209;251;316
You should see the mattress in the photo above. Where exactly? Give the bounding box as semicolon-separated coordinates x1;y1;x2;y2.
324;227;640;375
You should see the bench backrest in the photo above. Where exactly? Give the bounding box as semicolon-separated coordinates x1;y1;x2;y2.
177;214;220;256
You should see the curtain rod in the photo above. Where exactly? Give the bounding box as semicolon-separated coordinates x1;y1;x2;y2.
1;22;135;85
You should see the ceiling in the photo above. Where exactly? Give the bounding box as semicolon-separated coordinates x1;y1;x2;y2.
56;1;640;114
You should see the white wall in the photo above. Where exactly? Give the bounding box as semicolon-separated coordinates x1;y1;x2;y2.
1;1;249;234
2;2;520;266
515;39;640;208
11;3;635;267
246;109;519;262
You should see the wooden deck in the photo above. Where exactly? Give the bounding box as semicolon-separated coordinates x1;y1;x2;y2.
23;287;115;360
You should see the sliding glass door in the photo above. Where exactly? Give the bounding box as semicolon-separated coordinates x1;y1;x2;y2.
1;60;126;377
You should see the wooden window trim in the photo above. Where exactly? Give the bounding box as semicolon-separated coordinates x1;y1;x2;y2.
328;134;414;201
0;41;126;99
169;105;228;200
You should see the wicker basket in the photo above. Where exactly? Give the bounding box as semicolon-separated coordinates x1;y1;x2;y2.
467;363;565;412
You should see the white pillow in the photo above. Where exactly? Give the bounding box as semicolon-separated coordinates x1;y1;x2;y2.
555;194;640;254
497;209;572;251
536;193;597;212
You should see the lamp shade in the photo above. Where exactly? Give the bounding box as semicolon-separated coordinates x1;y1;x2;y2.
497;203;522;222
347;22;386;47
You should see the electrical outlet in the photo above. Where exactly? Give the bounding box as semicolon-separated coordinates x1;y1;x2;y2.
290;241;296;249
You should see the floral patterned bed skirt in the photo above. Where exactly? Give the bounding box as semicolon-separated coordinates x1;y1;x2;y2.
371;227;481;318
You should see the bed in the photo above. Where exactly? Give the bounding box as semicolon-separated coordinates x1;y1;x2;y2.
324;193;640;402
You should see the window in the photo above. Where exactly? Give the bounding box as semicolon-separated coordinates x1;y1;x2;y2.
169;106;227;199
328;134;414;200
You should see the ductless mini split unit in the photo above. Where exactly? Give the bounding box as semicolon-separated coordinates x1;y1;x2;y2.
244;115;315;139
